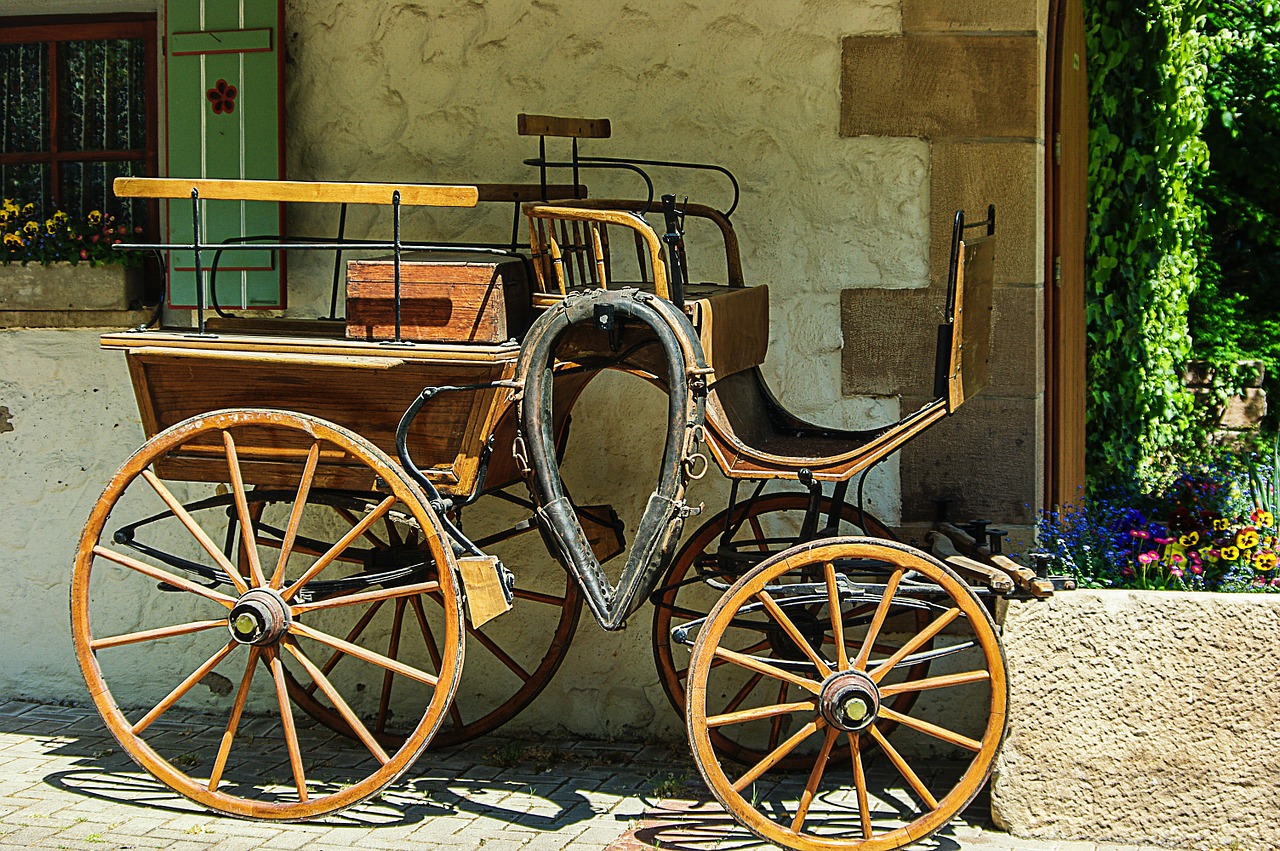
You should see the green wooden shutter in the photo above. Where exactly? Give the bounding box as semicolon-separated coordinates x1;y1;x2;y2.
165;0;285;309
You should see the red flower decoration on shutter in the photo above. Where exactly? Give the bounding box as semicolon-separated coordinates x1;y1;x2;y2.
206;79;238;115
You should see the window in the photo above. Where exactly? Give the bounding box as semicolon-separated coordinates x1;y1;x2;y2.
0;14;157;233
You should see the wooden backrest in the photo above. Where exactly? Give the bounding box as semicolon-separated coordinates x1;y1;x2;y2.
517;113;612;139
522;199;744;303
940;211;996;411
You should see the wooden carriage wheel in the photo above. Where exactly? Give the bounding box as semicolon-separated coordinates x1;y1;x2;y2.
275;498;583;749
652;494;929;770
71;409;464;821
686;537;1007;850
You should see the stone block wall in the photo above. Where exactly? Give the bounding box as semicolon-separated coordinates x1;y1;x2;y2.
840;2;1047;527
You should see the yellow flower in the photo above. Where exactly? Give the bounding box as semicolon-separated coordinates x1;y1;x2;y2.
1178;531;1199;547
1237;528;1260;549
44;219;57;234
20;203;34;216
22;220;38;235
2;199;17;216
3;232;23;248
1260;511;1275;527
52;210;69;224
87;210;102;225
1256;551;1277;572
1213;517;1229;532
1221;545;1240;562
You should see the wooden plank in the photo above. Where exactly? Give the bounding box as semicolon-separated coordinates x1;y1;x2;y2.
113;177;479;207
516;113;611;139
473;183;586;202
99;330;521;363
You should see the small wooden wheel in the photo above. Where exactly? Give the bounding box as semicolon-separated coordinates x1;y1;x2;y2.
653;494;928;770
72;409;464;821
686;537;1007;850
277;495;582;748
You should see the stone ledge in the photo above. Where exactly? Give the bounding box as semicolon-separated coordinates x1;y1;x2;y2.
992;590;1280;851
0;308;154;330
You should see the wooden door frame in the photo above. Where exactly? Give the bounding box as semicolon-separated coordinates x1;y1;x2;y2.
1044;0;1088;508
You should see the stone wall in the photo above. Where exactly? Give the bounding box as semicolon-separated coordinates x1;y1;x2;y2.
840;1;1047;527
993;590;1280;850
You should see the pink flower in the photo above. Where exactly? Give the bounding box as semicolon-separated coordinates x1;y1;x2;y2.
1130;529;1150;540
79;248;88;260
1170;553;1184;564
1138;551;1159;565
1154;537;1173;546
1190;563;1203;575
1170;566;1184;578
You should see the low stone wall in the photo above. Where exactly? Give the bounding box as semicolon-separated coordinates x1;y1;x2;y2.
992;589;1280;851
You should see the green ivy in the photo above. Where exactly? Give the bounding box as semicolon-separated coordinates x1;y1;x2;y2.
1085;0;1210;488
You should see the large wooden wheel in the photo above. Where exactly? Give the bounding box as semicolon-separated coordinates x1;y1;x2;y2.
653;493;928;770
276;496;582;748
71;409;464;821
686;537;1007;850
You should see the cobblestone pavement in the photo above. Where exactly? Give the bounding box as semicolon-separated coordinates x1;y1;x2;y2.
0;701;1177;851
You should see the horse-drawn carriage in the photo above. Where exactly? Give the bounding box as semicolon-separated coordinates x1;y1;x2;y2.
72;115;1039;848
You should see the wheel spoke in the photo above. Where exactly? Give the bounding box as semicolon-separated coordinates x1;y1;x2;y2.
132;640;237;734
848;733;873;840
757;590;832;678
284;638;390;765
823;562;848;671
265;646;308;802
869;607;960;683
878;669;991;697
222;431;267;588
675;638;771;682
410;596;463;729
720;672;765;716
304;599;386;695
706;699;815;728
853;568;903;670
281;495;397;601
140;469;249;595
425;589;531;681
290;620;438;686
790;727;838;832
208;646;259;792
465;620;531;682
712;646;822;695
290;580;440;615
383;514;404;548
271;441;321;589
867;723;938;809
768;681;788;751
731;718;824;793
335;505;388;549
877;706;983;752
748;516;769;552
91;618;226;650
513;587;567;607
91;546;236;608
377;599;408;733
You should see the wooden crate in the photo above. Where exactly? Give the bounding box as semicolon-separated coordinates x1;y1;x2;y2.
346;251;532;344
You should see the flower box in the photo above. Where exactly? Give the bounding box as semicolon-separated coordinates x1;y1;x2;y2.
0;262;142;312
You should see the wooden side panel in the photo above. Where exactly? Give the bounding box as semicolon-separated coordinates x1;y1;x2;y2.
950;237;994;409
1046;0;1088;505
127;348;512;495
164;0;285;309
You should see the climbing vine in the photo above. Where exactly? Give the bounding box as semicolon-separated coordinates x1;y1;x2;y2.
1084;0;1210;488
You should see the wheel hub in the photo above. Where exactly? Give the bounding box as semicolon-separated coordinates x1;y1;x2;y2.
819;669;881;732
227;587;291;646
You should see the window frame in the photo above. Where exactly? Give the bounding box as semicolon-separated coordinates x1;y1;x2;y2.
0;13;159;234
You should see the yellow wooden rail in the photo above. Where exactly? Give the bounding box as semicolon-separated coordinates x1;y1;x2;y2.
113;177;478;207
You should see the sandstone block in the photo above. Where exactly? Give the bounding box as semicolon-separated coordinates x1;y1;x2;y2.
841;35;1040;139
898;394;1042;524
903;0;1040;33
931;140;1044;287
